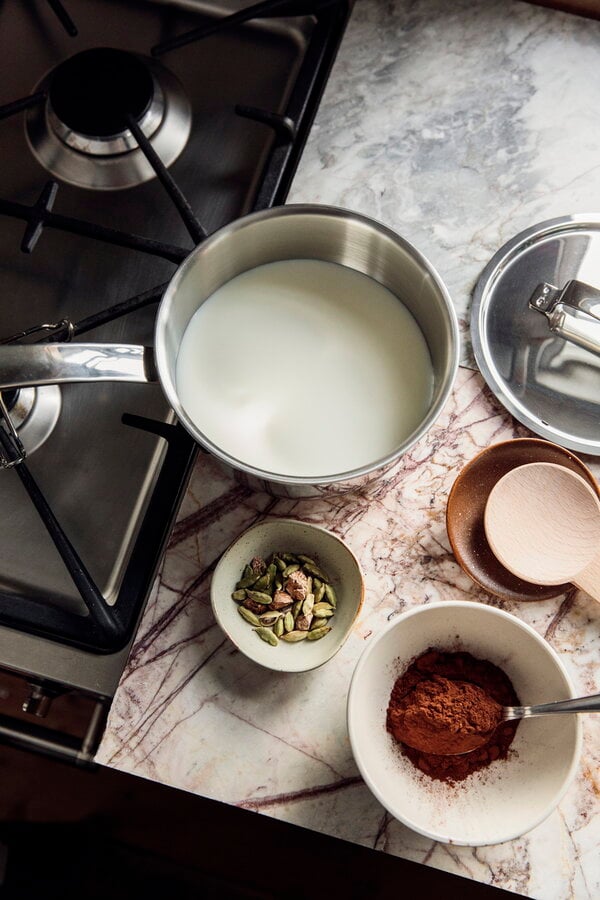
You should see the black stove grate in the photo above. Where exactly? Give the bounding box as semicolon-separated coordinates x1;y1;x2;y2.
151;0;334;57
0;188;189;263
124;114;206;244
0;0;349;654
45;0;78;37
0;93;47;122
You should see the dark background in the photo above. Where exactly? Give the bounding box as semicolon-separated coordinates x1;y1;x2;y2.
0;741;522;899
0;673;520;900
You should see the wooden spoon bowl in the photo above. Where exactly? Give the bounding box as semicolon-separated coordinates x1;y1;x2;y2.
446;439;600;601
484;463;600;600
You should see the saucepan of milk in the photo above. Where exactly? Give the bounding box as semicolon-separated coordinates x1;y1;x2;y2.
176;259;434;479
0;206;459;496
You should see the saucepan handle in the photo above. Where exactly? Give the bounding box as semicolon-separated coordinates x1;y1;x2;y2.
529;280;600;357
0;343;158;390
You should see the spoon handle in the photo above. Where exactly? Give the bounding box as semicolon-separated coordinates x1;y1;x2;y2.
574;552;600;603
503;692;600;721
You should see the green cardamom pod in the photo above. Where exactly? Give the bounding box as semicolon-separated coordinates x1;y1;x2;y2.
274;617;284;638
236;572;260;589
245;590;273;605
283;611;294;633
303;562;330;583
323;584;337;608
292;600;302;619
310;617;328;631
238;606;261;627
231;589;247;602
302;593;315;616
313;602;334;616
253;573;271;592
313;582;326;604
281;553;299;564
307;626;331;641
281;631;308;642
255;627;278;646
297;554;316;566
282;563;300;578
273;557;287;572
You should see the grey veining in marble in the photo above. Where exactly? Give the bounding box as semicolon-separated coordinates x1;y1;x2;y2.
289;0;600;365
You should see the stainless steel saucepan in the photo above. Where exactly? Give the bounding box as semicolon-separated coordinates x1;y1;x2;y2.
0;205;459;497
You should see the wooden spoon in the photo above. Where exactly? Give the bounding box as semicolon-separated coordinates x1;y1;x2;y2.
484;462;600;601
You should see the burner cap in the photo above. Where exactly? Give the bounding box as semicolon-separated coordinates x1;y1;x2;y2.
49;48;154;139
0;387;62;456
26;49;192;190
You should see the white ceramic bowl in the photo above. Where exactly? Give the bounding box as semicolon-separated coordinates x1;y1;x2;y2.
211;518;364;672
347;601;582;846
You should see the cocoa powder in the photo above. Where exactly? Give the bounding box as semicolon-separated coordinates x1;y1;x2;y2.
386;649;520;783
390;676;503;755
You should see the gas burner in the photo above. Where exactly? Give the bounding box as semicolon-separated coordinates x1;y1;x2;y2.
26;48;191;191
49;48;158;153
2;386;61;455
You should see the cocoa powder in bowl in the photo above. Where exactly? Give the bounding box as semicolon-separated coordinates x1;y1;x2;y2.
386;649;520;782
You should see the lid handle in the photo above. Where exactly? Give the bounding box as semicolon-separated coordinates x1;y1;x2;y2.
529;280;600;357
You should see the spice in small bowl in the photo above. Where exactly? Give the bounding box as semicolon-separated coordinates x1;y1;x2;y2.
211;518;363;673
233;551;337;647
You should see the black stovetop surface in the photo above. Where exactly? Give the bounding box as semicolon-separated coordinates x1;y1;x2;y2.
0;0;348;660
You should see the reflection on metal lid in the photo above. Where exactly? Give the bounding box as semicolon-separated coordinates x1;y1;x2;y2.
471;215;600;456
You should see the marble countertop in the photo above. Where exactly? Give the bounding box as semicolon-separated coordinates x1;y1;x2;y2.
289;0;600;367
96;1;600;897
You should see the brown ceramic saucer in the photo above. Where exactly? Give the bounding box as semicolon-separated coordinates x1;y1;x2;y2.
446;438;600;602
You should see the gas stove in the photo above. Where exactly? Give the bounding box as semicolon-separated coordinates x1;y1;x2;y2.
0;0;348;755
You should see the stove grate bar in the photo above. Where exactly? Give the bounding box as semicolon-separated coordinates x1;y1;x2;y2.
0;394;26;468
249;0;348;211
122;413;181;441
45;0;78;37
13;462;121;642
124;115;206;245
0;409;197;652
151;0;320;57
235;105;297;143
68;281;168;338
21;181;59;254
0;92;46;121
0;196;189;264
0;281;166;347
0;319;73;346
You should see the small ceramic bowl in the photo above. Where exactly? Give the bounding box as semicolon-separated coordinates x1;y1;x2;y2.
211;518;364;672
347;601;582;846
446;438;599;601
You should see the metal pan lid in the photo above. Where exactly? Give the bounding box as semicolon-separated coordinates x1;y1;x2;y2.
471;214;600;456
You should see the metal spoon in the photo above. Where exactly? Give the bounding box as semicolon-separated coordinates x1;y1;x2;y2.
447;692;600;755
483;461;600;602
500;692;600;722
